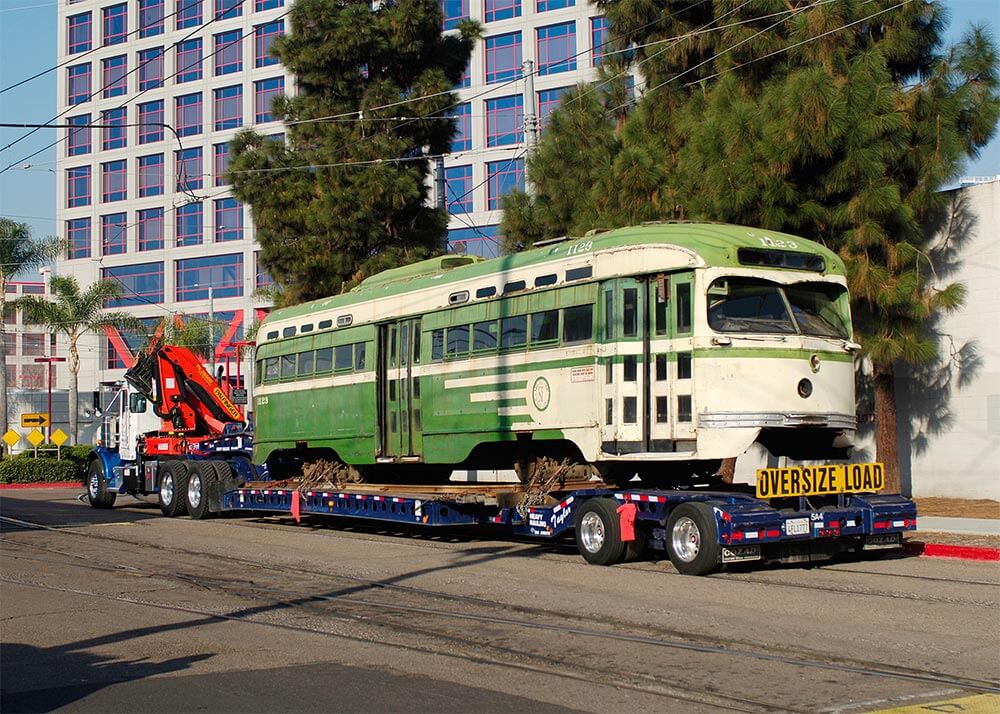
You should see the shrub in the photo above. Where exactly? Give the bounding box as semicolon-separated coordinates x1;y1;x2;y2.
0;457;81;484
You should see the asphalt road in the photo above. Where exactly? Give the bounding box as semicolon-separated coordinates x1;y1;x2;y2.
1;488;998;713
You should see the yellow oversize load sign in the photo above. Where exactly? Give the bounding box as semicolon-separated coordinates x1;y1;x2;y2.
756;462;885;499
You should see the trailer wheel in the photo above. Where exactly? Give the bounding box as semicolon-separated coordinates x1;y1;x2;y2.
186;463;213;520
86;460;116;509
575;498;627;566
666;502;721;576
158;461;189;517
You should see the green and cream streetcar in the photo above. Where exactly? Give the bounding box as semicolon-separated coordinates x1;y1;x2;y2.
254;222;858;485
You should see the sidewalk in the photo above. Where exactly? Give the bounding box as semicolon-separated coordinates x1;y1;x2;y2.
917;516;1000;536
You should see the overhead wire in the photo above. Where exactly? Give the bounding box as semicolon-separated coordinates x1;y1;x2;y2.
0;0;215;96
1;1;296;176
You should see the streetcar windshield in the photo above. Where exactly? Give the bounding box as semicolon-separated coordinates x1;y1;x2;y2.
707;278;848;339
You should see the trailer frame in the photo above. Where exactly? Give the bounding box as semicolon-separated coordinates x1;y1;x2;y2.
220;483;917;575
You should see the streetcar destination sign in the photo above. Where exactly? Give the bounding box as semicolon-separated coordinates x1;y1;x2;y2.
756;462;885;499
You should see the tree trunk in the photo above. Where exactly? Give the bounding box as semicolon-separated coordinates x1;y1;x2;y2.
68;341;80;445
718;457;737;485
872;362;900;494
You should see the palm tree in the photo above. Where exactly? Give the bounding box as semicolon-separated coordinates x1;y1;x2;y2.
0;219;61;441
16;275;140;445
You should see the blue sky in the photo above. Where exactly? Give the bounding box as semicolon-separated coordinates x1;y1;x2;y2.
1;0;998;270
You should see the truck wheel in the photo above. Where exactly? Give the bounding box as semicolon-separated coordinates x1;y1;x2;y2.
86;460;116;509
186;462;213;520
666;502;722;576
158;461;189;517
575;498;627;566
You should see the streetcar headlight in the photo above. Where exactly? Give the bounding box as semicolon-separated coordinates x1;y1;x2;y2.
797;378;813;398
809;354;821;373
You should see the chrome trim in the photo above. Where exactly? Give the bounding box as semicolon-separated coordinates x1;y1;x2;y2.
698;412;856;429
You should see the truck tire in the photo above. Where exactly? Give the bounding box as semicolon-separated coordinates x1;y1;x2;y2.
666;502;722;576
574;498;627;566
86;460;116;509
158;461;189;517
186;462;213;520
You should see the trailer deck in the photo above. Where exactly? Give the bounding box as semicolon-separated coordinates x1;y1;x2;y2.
221;482;917;574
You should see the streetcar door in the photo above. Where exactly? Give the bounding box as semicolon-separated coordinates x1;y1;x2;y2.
598;278;649;453
647;276;671;450
377;319;422;460
671;273;696;443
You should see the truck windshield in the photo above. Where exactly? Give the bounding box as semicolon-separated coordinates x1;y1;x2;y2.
707;278;848;339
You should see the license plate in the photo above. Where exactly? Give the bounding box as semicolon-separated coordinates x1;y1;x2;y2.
863;533;902;550
785;518;810;536
756;463;885;499
722;545;761;563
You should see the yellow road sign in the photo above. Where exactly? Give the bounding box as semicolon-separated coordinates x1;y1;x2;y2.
2;429;20;448
50;428;68;447
26;428;45;447
21;412;50;428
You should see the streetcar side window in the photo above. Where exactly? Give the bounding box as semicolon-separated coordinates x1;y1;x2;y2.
315;348;333;373
335;344;353;371
473;320;498;352
431;329;444;362
676;282;692;333
255;360;263;386
264;357;279;382
603;291;614;340
622;288;638;337
298;350;315;377
446;325;469;357
280;354;297;379
562;304;593;344
530;310;559;346
500;315;527;350
355;342;366;371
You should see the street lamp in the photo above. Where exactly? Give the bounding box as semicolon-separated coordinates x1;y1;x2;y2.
33;356;66;442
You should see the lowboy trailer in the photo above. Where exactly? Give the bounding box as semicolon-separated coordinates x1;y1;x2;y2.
217;479;916;576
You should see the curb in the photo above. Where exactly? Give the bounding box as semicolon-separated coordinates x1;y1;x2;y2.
904;541;1000;562
0;482;84;490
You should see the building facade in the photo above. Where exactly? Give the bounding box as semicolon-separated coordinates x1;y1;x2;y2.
53;0;609;403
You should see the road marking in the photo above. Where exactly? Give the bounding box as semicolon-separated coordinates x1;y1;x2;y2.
870;693;1000;713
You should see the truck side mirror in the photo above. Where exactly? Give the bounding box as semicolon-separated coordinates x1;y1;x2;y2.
128;393;147;413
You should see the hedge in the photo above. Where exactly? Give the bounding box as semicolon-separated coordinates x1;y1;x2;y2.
0;457;82;484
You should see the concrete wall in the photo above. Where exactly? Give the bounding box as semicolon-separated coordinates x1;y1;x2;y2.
895;179;1000;499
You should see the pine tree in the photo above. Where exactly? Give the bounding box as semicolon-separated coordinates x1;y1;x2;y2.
229;0;481;305
503;1;999;491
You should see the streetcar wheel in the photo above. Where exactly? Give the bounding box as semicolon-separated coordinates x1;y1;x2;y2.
574;498;627;566
666;502;721;576
86;460;116;509
186;462;213;520
158;461;189;517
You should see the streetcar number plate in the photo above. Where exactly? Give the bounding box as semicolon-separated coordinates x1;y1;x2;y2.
785;518;810;536
756;462;885;499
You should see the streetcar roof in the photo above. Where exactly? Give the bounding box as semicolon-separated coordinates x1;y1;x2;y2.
263;222;844;326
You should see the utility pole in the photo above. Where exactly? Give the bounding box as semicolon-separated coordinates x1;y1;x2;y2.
522;59;538;196
34;355;66;443
208;286;215;376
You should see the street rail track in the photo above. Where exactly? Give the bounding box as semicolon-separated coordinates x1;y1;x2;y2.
3;512;999;706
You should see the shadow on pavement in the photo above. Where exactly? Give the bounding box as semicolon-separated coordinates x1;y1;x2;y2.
0;490;161;531
0;642;211;713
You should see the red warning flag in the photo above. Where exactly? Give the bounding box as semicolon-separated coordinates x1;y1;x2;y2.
291;490;301;524
616;501;637;542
